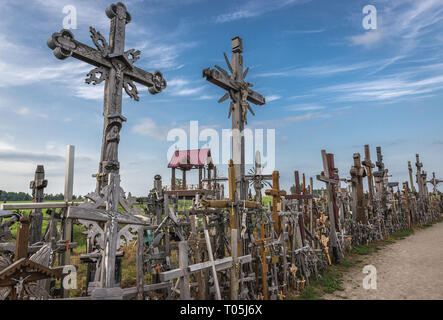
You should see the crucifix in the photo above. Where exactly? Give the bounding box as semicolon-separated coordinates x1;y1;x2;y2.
246;151;272;204
350;153;367;224
29;165;48;244
415;154;429;202
428;172;442;198
362;145;375;214
373;146;388;212
285;171;312;245
408;161;417;194
47;2;166;192
203;36;266;202
265;171;287;236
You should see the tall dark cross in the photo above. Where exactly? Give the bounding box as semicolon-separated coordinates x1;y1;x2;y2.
29;165;47;244
415;154;428;200
203;37;266;202
373;146;388;211
285;171;312;246
350;153;367;224
316;150;341;263
47;2;166;192
362;145;375;208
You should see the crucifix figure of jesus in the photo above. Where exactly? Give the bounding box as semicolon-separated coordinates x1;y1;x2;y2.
203;36;266;202
47;2;167;192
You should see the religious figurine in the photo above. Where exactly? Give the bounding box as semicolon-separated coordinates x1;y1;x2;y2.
105;124;120;163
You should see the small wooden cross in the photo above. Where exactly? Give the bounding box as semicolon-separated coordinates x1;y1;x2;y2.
265;171;286;235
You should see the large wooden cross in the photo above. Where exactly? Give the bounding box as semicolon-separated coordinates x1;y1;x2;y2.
316;150;342;263
47;2;166;192
350;153;367;224
265;171;286;235
203;37;266;202
362;145;375;209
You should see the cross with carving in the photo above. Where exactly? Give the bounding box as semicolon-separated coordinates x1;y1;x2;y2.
47;2;166;191
265;171;286;235
203;36;266;202
362;145;375;208
350;153;367;224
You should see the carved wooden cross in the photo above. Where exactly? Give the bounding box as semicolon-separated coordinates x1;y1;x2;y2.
316;150;342;263
350;153;367;224
253;221;271;300
47;2;166;191
428;172;442;197
29;165;48;244
285;171;312;245
265;171;286;235
245;151;272;204
373;146;388;210
202;160;259;249
203;36;266;202
362;145;375;208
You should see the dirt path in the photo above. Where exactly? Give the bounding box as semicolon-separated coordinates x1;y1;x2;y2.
324;221;443;300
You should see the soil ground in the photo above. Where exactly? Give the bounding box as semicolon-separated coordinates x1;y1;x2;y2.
323;220;443;300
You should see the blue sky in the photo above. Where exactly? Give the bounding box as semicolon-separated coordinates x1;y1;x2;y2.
0;0;442;196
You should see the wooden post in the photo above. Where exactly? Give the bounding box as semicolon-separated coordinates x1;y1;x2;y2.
15;216;30;261
254;221;271;300
29;165;47;244
136;226;145;300
189;215;206;300
62;145;74;298
265;171;286;235
178;241;191;300
204;229;222;300
182;168;187;190
198;167;203;189
230;228;239;300
171;167;176;190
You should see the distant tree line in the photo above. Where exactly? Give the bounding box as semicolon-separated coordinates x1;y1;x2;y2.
0;190;82;202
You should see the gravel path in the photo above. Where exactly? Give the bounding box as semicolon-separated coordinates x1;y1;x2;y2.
324;221;443;300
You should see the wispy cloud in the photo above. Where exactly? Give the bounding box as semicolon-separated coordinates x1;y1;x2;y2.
266;95;281;102
131;117;170;140
286;104;326;111
215;0;310;23
166;77;206;97
349;0;443;50
251;111;329;128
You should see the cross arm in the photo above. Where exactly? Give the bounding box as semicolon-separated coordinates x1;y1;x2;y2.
264;189;287;197
202;68;265;105
125;68;167;94
67;206;149;225
47;29;111;68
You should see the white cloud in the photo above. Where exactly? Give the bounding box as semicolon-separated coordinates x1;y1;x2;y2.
215;0;311;23
266;95;281;102
131;117;168;140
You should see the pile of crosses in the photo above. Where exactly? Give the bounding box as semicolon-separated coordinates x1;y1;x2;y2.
0;2;442;300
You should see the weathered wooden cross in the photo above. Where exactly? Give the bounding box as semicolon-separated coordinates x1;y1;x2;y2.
47;2;166;192
203;36;266;202
29;165;48;244
362;145;376;211
350;153;367;224
265;171;286;235
316;150;342;263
